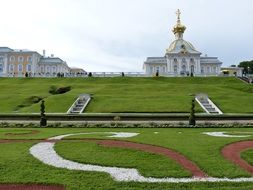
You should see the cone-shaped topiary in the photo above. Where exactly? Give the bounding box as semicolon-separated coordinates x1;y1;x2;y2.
40;100;47;127
189;98;196;126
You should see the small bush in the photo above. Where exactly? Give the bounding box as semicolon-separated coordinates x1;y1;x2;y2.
15;96;43;111
49;86;71;95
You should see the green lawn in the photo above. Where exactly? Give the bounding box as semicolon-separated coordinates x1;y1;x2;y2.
1;127;253;189
0;77;252;113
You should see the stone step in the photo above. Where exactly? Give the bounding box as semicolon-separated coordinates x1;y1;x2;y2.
209;111;219;114
206;108;215;111
67;94;91;114
75;104;84;107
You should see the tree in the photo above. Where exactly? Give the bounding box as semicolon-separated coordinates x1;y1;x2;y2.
238;61;253;74
189;98;196;126
40;100;47;127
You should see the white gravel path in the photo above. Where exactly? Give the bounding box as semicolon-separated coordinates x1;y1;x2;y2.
30;132;253;183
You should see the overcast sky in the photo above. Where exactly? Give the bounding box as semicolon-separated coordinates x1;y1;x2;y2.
0;0;252;72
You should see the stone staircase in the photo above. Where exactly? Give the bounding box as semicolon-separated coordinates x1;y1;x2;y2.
238;76;252;84
195;94;223;114
67;94;91;114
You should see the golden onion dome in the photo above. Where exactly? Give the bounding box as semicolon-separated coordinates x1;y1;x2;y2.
172;23;186;34
172;9;186;37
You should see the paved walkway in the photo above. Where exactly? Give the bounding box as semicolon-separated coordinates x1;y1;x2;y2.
1;120;253;125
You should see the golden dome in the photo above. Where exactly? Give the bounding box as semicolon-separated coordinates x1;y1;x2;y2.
172;9;186;37
172;23;186;34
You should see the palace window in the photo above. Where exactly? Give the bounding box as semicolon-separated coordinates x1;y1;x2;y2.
163;67;166;73
0;64;3;73
18;56;24;63
0;57;3;63
190;58;194;62
9;64;14;72
46;66;50;73
18;64;23;72
26;64;32;72
10;56;15;62
174;58;177;63
207;66;210;73
156;67;160;73
27;56;33;62
40;66;44;73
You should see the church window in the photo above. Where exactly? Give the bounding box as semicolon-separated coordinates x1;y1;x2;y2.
18;56;24;63
27;64;32;72
174;65;178;73
201;67;204;74
182;65;186;72
10;56;15;62
18;64;23;72
0;64;3;73
213;66;216;73
9;64;14;72
190;65;194;73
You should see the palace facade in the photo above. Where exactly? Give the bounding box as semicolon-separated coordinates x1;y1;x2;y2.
143;10;222;76
0;47;85;77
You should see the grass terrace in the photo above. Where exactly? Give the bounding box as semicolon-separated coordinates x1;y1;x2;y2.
0;77;252;113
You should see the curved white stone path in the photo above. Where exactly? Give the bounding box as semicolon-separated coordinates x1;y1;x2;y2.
203;132;251;138
30;132;253;183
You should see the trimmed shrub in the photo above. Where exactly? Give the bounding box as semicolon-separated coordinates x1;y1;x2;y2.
49;86;71;95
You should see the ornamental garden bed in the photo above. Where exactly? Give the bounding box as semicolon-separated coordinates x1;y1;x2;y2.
1;127;253;189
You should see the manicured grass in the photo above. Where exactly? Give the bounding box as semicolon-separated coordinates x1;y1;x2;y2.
1;127;253;189
241;149;253;166
0;77;252;113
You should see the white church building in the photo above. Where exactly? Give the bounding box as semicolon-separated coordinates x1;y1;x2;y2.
143;10;222;76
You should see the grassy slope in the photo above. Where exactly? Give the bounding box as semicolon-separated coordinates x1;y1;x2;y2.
1;128;253;189
0;77;252;113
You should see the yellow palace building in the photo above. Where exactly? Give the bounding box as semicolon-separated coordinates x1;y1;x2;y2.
0;47;71;77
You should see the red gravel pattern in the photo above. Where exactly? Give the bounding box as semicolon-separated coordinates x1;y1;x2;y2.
96;139;207;178
222;140;253;175
0;184;65;190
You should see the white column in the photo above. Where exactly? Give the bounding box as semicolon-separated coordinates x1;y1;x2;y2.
187;59;190;72
3;55;8;75
178;59;181;75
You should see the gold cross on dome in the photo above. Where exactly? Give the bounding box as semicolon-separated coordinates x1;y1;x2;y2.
176;9;181;21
